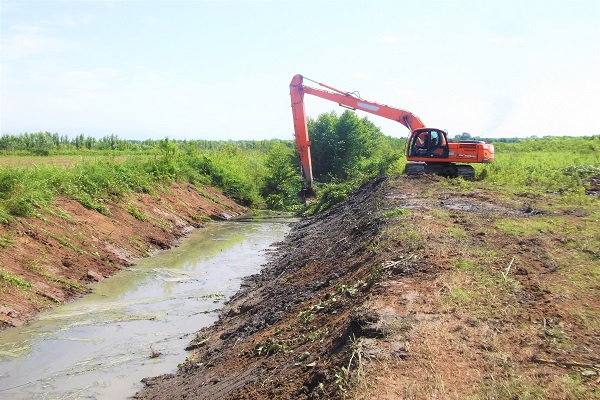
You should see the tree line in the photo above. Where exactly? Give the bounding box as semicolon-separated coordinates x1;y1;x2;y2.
0;132;297;155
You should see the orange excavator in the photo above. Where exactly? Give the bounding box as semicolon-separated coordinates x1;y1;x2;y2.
289;74;494;198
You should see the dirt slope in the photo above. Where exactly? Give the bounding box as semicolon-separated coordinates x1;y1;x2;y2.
135;175;599;400
0;183;245;329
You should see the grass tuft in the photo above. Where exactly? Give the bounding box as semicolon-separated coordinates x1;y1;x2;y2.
0;269;32;288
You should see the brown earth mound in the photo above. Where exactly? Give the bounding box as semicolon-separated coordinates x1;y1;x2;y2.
134;175;599;399
0;183;245;329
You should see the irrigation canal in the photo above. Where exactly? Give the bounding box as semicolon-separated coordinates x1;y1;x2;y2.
0;214;293;399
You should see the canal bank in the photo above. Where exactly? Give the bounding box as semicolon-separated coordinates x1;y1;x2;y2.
0;183;245;330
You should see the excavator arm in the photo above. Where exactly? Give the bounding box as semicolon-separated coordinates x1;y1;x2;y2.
289;75;314;194
290;74;424;195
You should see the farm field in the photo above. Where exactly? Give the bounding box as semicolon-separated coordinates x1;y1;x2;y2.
0;154;144;168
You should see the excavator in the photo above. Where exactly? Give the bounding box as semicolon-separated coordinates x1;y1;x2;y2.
289;74;494;199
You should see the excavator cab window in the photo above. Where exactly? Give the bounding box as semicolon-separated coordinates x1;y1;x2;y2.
429;130;449;157
409;129;449;158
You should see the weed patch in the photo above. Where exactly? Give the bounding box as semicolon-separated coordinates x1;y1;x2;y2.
0;232;15;249
0;269;32;288
382;208;408;218
42;229;86;254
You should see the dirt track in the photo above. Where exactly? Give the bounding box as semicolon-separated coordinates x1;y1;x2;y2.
134;176;599;399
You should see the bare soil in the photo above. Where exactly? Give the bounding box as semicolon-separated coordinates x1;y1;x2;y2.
134;176;599;399
0;183;245;329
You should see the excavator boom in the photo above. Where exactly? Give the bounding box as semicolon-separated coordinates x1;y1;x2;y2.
294;75;426;131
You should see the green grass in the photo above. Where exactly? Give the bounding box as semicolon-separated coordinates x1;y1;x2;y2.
495;217;558;236
475;137;599;195
0;146;268;222
0;233;15;249
475;376;546;400
127;204;147;221
0;269;32;288
0;136;598;221
452;259;477;270
382;208;408;218
42;229;86;254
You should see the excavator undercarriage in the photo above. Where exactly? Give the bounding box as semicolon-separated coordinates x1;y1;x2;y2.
404;162;476;180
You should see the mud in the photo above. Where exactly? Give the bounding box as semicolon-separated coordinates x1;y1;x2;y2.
134;175;599;399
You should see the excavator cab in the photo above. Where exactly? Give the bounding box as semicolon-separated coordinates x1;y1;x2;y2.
408;128;449;159
406;128;482;179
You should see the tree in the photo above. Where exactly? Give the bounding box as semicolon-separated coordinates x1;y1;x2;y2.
261;143;300;210
308;110;384;181
453;132;473;141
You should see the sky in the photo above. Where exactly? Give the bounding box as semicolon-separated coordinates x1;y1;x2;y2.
1;0;599;141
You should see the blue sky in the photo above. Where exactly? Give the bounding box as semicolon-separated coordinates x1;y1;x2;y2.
1;0;599;141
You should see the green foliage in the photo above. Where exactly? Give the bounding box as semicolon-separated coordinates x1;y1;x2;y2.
0;133;597;218
0;167;55;220
55;160;156;215
262;143;302;210
477;136;599;195
300;111;405;213
0;232;15;248
252;339;288;356
453;132;473;141
562;164;600;182
0;137;294;218
186;147;263;206
42;229;86;253
307;110;396;182
128;204;147;221
453;259;477;270
382;208;408;218
301;181;355;216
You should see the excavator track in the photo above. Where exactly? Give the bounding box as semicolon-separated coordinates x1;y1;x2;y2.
456;165;476;180
404;162;426;176
404;162;475;180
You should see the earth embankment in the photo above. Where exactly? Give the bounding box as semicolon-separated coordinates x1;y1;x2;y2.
135;175;599;399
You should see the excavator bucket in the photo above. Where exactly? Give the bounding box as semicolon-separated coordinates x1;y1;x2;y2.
297;187;315;203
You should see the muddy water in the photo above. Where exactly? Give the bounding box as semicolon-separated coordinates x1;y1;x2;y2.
0;215;293;399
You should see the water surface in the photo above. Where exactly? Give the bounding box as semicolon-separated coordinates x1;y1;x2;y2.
0;217;291;399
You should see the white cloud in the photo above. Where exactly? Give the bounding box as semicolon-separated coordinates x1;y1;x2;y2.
377;35;411;45
1;25;68;59
55;68;119;92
